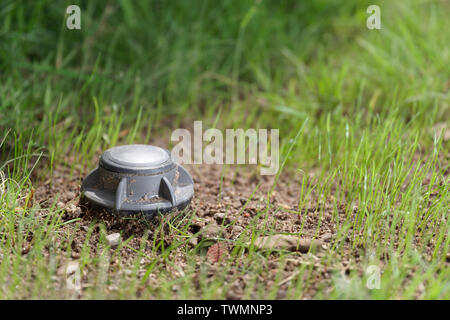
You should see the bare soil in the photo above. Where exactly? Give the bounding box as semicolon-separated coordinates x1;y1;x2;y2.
29;149;446;299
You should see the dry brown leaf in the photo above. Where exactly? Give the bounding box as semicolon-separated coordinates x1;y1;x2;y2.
207;243;227;264
250;234;324;253
118;129;129;138
25;187;35;209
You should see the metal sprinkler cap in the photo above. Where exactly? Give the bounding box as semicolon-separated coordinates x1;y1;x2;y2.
81;144;194;219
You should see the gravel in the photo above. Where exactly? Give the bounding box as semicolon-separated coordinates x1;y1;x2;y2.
106;233;121;247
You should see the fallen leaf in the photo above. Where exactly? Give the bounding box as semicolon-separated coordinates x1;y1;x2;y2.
15;207;24;214
250;234;324;253
118;129;129;138
279;203;291;210
25;187;35;209
207;243;227;264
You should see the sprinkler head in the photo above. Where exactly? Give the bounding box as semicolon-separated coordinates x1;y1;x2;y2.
81;144;194;219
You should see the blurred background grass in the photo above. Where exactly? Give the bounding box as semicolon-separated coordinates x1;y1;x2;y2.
1;2;447;126
1;0;448;171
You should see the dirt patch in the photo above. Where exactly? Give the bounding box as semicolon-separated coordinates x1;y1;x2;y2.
34;162;341;245
30;159;353;298
29;151;447;299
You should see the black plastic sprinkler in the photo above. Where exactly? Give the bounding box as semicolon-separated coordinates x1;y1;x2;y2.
81;144;194;219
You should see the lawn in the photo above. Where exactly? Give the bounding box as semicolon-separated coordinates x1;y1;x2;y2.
0;0;448;299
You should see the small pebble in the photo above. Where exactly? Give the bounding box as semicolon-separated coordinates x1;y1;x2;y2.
66;261;80;275
232;225;244;234
188;237;198;247
106;233;121;247
202;224;221;239
21;243;31;255
275;212;288;220
67;204;81;215
321;232;333;242
214;212;225;221
66;191;76;200
214;212;230;224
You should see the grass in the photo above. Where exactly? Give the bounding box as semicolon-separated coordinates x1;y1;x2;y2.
0;0;449;299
